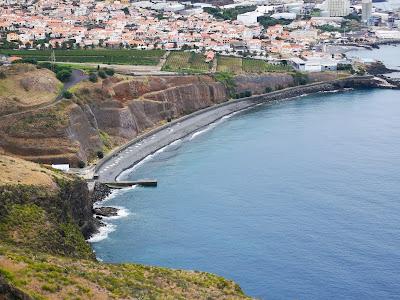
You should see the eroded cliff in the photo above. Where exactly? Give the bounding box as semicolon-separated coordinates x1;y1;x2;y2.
0;74;228;166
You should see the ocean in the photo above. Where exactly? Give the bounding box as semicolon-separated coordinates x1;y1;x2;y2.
92;47;400;299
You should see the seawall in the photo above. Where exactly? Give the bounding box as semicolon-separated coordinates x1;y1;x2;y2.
94;75;381;181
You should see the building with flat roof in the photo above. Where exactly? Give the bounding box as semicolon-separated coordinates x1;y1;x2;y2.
362;0;372;24
327;0;350;17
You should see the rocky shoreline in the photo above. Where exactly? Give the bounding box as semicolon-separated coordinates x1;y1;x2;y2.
87;75;399;239
94;75;395;183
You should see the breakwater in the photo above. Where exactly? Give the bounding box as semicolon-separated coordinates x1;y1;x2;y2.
94;75;385;181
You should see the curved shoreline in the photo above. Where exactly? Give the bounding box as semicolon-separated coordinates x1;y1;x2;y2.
95;75;380;182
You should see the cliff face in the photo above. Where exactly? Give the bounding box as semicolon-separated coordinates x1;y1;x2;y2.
0;75;228;166
0;155;249;300
0;71;353;166
234;73;294;94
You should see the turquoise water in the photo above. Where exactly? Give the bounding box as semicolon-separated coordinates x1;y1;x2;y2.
93;88;400;299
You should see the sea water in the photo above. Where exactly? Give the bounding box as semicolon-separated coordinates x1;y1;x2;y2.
92;88;400;299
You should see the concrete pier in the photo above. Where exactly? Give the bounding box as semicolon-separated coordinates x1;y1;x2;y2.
102;180;157;188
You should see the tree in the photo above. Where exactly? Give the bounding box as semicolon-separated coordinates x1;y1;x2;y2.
104;68;115;76
56;69;72;82
63;90;73;99
89;72;98;83
98;70;107;79
78;160;86;168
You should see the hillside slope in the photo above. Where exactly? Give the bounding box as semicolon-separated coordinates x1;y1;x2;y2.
0;64;346;167
0;155;249;299
0;64;62;116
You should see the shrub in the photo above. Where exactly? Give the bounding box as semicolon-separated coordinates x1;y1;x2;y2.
96;151;104;159
244;90;252;97
265;87;273;93
14;58;37;65
104;68;115;76
77;160;85;168
37;62;53;70
63;90;73;99
291;72;309;85
98;70;107;79
88;73;98;83
0;71;6;79
56;69;72;82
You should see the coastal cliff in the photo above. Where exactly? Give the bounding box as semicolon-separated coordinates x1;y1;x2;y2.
0;154;249;299
0;72;229;166
0;64;385;168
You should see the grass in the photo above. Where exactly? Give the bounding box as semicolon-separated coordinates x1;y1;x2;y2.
162;51;211;73
0;49;166;66
0;243;249;299
0;64;62;116
0;155;250;299
242;58;292;73
6;105;69;136
216;56;243;74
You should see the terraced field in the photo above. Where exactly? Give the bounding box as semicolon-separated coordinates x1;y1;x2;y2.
162;51;211;73
0;49;165;65
217;56;243;74
216;56;292;74
242;58;292;73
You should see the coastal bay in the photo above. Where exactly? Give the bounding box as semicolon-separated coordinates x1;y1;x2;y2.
92;86;400;299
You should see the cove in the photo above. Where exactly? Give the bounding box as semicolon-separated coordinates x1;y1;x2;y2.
92;88;400;299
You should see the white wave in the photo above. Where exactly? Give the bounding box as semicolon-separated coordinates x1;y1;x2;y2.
190;125;216;140
117;138;183;179
87;223;116;243
98;206;131;220
169;138;182;146
95;186;137;207
189;109;247;141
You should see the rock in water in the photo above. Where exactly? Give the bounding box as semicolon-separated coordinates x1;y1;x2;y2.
93;207;119;217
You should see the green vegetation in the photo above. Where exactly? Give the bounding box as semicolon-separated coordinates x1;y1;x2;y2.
6;107;69;136
38;62;74;83
0;184;93;259
214;72;236;97
88;72;98;82
242;58;292;73
257;16;293;29
14;58;38;65
162;51;211;73
0;243;247;300
0;49;165;65
0;163;248;299
311;9;322;17
99;130;112;153
217;56;243;74
204;6;256;20
63;90;73;99
216;56;291;74
291;72;309;85
104;68;115;76
317;24;341;32
98;70;107;79
56;69;72;82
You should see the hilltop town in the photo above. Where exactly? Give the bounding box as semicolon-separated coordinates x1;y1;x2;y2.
0;0;400;71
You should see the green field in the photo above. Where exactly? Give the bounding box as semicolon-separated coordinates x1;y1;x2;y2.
0;49;165;65
216;56;292;74
216;56;243;74
242;58;292;73
162;51;211;73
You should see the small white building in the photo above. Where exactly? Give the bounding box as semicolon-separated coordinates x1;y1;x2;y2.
290;57;338;72
51;164;70;172
271;12;297;20
237;11;262;25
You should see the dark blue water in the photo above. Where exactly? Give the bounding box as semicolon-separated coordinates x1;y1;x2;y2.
93;89;400;299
